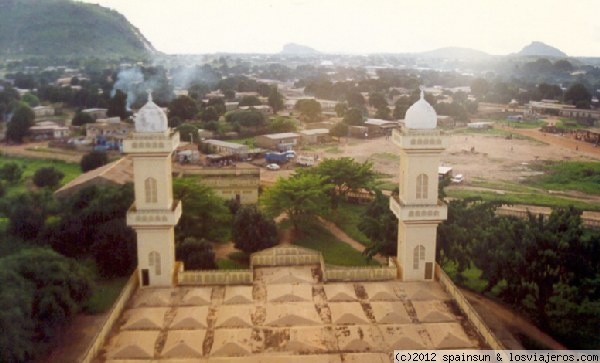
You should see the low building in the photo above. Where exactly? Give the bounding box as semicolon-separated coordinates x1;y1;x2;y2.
349;125;368;138
225;102;239;112
437;115;456;127
82;108;108;119
559;108;600;125
86;120;134;140
239;105;272;115
467;122;493;129
202;139;249;159
32;105;54;118
364;119;399;136
527;101;573;117
28;121;70;140
178;164;260;204
299;128;330;144
255;132;300;151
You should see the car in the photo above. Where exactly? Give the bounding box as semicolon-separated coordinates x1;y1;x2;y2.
266;163;280;171
451;174;464;183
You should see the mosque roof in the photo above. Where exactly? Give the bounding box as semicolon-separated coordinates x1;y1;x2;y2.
404;91;437;129
134;91;168;133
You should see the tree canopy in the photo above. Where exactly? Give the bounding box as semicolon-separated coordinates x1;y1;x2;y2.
80;150;109;172
176;237;217;270
232;205;278;254
294;99;321;123
342;108;363;126
268;86;284;114
261;173;331;230
168;95;198;121
6;104;35;143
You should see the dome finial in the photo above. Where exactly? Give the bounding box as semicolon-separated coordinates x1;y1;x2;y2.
147;89;153;103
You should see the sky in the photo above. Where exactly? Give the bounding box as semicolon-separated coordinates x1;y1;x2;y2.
78;0;600;57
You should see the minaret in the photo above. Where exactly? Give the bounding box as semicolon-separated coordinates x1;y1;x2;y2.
389;91;448;281
123;92;181;287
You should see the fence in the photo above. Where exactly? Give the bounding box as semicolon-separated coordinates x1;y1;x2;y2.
178;269;252;285
325;265;397;281
80;269;139;363
435;264;505;350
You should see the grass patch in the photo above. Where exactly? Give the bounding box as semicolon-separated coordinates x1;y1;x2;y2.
446;188;600;211
370;152;399;161
526;161;600;196
0;155;81;195
323;146;342;154
217;258;247;269
83;276;129;314
326;202;371;247
293;221;379;266
499;119;547;129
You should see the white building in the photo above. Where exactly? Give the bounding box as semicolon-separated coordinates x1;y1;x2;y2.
123;93;182;287
389;91;448;281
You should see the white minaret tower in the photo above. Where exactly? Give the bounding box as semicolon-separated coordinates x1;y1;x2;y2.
124;92;181;287
390;91;448;281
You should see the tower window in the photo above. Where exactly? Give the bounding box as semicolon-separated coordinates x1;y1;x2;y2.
416;174;428;199
145;177;157;203
149;251;161;275
413;245;425;269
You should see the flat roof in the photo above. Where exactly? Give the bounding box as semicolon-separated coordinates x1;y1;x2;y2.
260;132;301;140
365;119;398;126
204;139;249;150
300;129;329;136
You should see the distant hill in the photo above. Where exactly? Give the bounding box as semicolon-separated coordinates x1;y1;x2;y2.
517;41;567;57
280;43;320;55
418;47;490;59
0;0;155;59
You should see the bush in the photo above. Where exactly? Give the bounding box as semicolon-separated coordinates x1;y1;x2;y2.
32;166;64;188
0;162;23;183
80;151;108;172
232;205;278;254
176;238;217;270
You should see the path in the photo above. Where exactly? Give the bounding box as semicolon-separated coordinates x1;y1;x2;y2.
461;289;567;350
1;142;83;162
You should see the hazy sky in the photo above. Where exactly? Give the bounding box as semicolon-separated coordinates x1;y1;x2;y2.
79;0;600;56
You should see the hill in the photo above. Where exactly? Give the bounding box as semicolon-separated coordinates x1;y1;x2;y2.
0;0;154;59
418;47;490;59
280;43;320;55
517;41;567;57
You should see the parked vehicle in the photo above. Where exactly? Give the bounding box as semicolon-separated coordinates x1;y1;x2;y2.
266;163;281;171
451;174;464;183
296;155;315;166
265;152;288;164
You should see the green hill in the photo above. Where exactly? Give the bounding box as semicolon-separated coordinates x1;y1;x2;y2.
0;0;155;59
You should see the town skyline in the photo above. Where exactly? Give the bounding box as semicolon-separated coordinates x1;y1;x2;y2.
78;0;600;57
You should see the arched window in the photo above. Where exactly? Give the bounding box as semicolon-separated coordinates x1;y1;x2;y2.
149;251;161;275
416;174;428;199
145;177;157;203
413;245;425;269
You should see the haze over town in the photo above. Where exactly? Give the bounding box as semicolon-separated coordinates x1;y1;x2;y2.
79;0;600;56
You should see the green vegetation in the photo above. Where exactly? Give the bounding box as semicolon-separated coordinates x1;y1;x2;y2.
527;161;600;196
293;222;379;267
446;188;600;211
500;119;546;129
0;0;152;58
0;155;80;195
327;202;371;246
84;276;129;314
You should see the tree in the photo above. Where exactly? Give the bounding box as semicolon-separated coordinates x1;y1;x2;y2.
6;104;35;143
200;106;219;122
91;219;136;277
176;238;217;270
360;190;398;258
470;78;489;99
343;108;363;126
173;178;232;242
393;97;411;120
368;92;388;110
294;99;321;123
168;95;198;121
306;157;376;208
80;151;108;172
5;191;53;241
106;89;130;120
335;102;348;117
329;122;349;139
261;173;331;230
0;268;34;363
239;95;261;107
2;248;93;343
268;117;297;133
71;110;94;126
564;83;591;109
374;106;391;120
232;205;278;254
0;162;23;183
267;86;284;114
44;184;133;258
21;94;40;107
177;123;199;143
346;91;365;108
33;167;64;189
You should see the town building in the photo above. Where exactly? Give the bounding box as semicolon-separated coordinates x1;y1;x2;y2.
239;105;272;115
85;118;134;140
32;105;55;118
82;108;108;119
364;118;399;136
202;139;249;160
299;128;330;144
255;132;301;151
28;121;70;140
